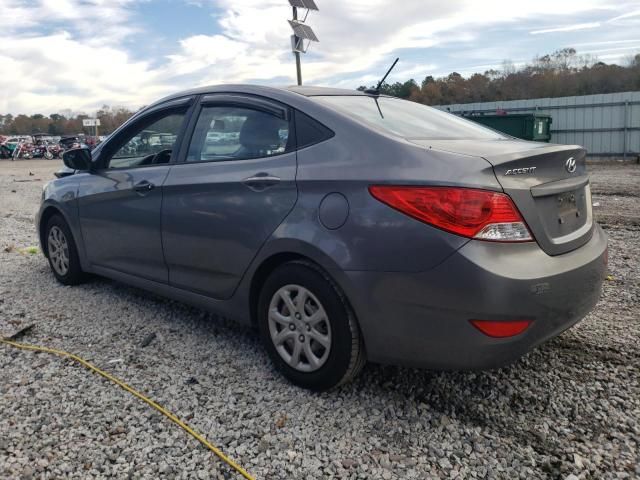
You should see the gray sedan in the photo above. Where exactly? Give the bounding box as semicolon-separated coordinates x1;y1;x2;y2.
37;85;607;391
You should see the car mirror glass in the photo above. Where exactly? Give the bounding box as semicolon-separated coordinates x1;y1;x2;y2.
62;147;92;171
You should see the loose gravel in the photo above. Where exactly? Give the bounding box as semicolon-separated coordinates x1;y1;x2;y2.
1;159;638;479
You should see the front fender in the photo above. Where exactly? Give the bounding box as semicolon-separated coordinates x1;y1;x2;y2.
38;175;88;270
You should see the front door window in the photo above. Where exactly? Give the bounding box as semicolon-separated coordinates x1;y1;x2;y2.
108;112;186;169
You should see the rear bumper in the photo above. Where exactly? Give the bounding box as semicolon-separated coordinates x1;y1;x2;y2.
343;225;608;369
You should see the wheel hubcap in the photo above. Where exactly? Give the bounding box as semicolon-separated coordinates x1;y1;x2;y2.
47;226;69;276
268;285;332;373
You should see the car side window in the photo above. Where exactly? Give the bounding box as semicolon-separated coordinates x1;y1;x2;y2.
295;110;334;149
187;106;290;163
107;111;187;169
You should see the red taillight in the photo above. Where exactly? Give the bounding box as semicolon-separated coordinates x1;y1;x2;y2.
470;319;532;338
369;185;532;242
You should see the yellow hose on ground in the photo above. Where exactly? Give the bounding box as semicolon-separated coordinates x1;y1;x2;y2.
0;338;255;480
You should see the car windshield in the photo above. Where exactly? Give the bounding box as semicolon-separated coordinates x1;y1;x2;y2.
314;96;506;140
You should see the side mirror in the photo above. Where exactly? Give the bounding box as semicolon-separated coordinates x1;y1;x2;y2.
62;147;92;171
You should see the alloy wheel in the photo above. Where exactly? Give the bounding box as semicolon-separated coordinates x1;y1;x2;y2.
48;225;70;276
268;284;332;373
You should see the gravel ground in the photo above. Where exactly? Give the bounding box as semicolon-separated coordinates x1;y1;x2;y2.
1;159;638;480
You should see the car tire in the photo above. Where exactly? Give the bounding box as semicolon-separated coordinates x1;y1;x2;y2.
45;215;85;285
258;260;366;391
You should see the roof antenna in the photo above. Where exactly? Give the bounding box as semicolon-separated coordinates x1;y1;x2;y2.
364;57;399;96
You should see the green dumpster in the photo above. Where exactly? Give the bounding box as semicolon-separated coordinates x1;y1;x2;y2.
462;113;553;142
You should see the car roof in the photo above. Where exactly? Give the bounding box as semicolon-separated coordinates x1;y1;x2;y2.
286;86;367;97
147;84;366;108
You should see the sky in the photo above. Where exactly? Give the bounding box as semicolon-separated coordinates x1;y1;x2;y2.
0;0;639;115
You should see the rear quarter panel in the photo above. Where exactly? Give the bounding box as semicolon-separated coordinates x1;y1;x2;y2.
278;115;503;273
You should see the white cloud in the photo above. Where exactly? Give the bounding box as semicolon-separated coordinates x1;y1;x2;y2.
172;0;618;85
607;9;640;22
168;35;249;76
0;31;168;114
0;0;140;41
1;0;639;114
530;22;601;35
0;0;153;114
168;0;613;88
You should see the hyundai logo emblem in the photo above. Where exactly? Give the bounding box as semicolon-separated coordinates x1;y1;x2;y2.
565;157;577;173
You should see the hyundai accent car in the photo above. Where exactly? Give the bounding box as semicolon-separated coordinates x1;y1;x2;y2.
37;85;607;391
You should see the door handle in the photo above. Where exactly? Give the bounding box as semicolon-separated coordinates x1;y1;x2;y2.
242;172;281;191
133;180;155;193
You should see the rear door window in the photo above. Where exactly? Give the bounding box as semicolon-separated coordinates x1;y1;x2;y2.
186;106;291;163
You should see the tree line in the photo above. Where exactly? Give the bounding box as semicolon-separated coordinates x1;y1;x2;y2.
0;105;136;137
1;48;639;136
359;48;640;105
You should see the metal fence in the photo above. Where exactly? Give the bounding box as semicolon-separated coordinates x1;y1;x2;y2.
435;91;640;160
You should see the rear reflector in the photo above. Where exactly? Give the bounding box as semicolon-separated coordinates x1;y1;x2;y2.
369;186;532;242
470;319;532;338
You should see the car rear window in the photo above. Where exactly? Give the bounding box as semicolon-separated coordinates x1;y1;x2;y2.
313;96;506;140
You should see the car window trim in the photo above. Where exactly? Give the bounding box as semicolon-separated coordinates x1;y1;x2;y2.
94;95;195;160
96;97;196;171
200;94;288;120
176;95;295;165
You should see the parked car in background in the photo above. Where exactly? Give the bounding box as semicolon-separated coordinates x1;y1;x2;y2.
59;136;85;151
38;85;607;391
0;136;10;158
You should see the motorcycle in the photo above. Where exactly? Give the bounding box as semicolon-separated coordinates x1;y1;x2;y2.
12;142;35;159
32;142;61;160
52;144;65;158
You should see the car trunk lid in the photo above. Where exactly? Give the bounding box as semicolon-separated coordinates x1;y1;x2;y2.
409;139;593;255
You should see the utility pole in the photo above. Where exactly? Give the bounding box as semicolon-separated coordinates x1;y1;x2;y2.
288;1;319;86
293;6;302;86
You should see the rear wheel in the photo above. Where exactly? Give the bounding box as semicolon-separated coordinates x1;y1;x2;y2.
258;261;366;391
45;215;85;285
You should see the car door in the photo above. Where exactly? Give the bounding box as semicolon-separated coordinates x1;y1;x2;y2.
77;98;193;282
162;95;298;299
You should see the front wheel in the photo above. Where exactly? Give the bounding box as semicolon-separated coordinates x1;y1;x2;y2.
44;151;54;160
258;261;366;391
45;215;85;285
